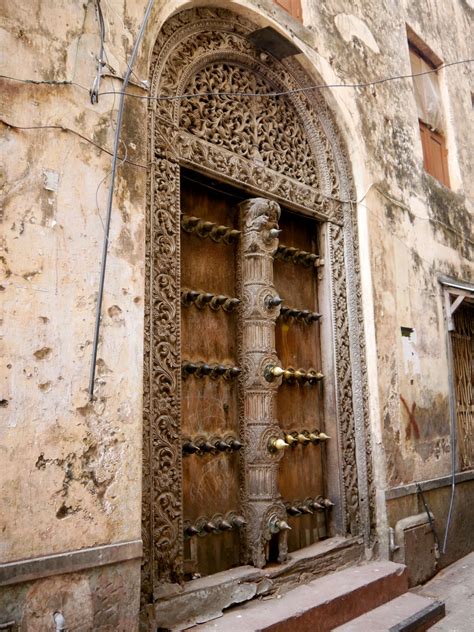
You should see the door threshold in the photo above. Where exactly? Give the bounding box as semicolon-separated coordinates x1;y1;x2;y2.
147;535;364;630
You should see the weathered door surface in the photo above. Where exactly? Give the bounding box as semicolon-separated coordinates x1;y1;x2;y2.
181;178;244;578
274;211;328;552
180;175;331;578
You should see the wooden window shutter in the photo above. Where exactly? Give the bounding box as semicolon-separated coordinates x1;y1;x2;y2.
275;0;302;20
419;121;450;187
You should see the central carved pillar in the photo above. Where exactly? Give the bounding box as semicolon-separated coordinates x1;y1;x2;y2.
239;198;289;568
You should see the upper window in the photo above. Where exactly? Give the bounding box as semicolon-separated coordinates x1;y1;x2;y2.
407;28;449;187
275;0;302;21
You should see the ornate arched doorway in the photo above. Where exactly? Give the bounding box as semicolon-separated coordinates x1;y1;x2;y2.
142;6;372;623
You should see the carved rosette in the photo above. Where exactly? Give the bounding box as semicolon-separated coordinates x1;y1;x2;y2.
238;198;287;568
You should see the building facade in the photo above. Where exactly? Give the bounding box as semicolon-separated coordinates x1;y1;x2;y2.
1;0;473;629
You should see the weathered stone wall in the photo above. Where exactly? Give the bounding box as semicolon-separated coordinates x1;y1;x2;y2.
1;0;472;626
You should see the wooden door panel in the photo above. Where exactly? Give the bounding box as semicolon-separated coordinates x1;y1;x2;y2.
182;307;237;361
183;453;241;516
181;178;243;577
184;531;241;578
181;232;237;297
274;210;326;551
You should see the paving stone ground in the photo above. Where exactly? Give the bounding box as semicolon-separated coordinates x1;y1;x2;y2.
416;552;474;631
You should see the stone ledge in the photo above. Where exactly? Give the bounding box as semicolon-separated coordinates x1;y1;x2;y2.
0;540;142;587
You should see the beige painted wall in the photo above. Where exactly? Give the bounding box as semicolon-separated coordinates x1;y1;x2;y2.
1;0;472;575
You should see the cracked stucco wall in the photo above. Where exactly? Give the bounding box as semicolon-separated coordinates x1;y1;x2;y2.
0;0;473;624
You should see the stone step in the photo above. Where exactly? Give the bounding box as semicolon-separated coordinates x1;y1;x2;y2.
195;561;409;631
334;592;445;631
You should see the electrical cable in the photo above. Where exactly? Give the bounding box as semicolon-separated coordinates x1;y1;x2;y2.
0;74;90;92
97;58;474;101
88;0;155;401
90;0;106;104
1;58;473;102
0;119;148;169
416;483;441;558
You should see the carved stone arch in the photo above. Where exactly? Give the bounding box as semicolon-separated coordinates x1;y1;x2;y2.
143;5;373;603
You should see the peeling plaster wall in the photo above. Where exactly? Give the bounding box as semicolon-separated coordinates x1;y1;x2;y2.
0;0;473;625
0;1;146;563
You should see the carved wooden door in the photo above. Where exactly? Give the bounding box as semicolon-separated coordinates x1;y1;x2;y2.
180;174;331;578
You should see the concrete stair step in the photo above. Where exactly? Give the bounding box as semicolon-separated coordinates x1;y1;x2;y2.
195;561;409;631
334;592;445;631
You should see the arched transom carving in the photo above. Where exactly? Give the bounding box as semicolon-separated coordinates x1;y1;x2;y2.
150;7;354;220
179;62;319;187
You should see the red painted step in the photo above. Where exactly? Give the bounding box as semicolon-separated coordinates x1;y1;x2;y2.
196;561;409;631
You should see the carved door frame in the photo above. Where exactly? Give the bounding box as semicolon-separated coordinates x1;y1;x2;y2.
142;6;373;600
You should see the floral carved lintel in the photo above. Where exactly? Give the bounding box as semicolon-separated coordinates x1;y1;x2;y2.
154;123;344;225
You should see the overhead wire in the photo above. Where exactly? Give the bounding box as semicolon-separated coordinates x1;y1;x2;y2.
90;0;106;104
1;57;473;103
0;119;148;169
96;58;474;101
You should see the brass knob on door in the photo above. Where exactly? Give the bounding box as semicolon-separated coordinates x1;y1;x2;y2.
222;228;241;244
185;524;200;537
284;433;298;446
317;432;330;441
198;441;215;453
222;297;240;312
182;362;199;376
296;433;310;445
209;225;228;242
214;439;230;452
195;293;214;308
231;515;247;529
286;505;301;516
303;253;319;266
322;498;335;508
264;365;284;381
181;215;200;232
269;516;291;533
268;438;289;452
217;519;233;531
265;295;283;308
196;221;214;237
196;363;213;377
295;369;307;381
228;438;243;451
209;295;228;310
225;366;241;380
182;441;200;455
203;521;218;533
306;369;324;383
181;290;200;305
210;364;227;378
